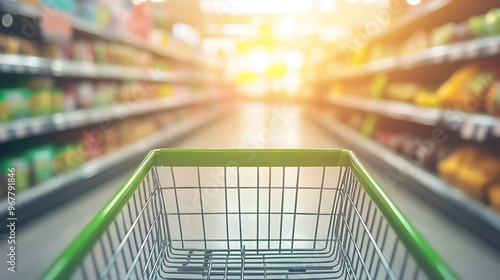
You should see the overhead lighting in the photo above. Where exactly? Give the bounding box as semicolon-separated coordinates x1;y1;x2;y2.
319;0;336;12
363;0;377;3
407;0;422;5
345;0;358;3
131;0;147;5
280;16;297;29
201;0;314;15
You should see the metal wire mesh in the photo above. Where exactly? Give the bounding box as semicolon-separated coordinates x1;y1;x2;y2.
72;165;428;280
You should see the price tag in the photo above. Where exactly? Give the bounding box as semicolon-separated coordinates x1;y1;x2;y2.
493;121;500;137
487;41;500;55
431;54;445;64
460;120;476;140
28;66;37;74
466;42;480;58
0;63;10;72
14;64;24;73
13;125;27;138
0;129;8;141
475;125;489;142
448;46;464;61
31;119;45;134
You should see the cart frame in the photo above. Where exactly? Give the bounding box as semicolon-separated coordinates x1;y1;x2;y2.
43;149;457;279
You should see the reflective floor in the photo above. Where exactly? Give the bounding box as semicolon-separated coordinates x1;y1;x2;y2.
1;103;499;279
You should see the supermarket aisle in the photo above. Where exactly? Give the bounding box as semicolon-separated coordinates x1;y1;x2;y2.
1;103;500;279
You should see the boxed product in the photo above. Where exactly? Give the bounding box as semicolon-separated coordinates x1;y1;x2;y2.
3;155;30;193
63;84;78;111
104;124;121;153
72;40;95;62
54;142;86;175
76;82;96;108
29;145;56;185
82;131;104;160
52;88;64;113
94;41;110;64
0;88;30;121
95;82;117;107
438;146;500;201
30;89;53;116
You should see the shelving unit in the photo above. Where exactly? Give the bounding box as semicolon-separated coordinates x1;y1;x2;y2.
307;0;500;249
307;108;500;249
0;1;229;223
70;16;218;69
1;2;219;69
325;95;500;139
373;0;452;41
0;103;235;225
0;54;215;83
0;95;215;143
317;35;500;82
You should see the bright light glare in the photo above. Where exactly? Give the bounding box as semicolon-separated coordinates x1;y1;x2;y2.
345;0;358;3
363;0;376;3
204;0;314;15
319;0;336;12
280;16;296;29
286;52;304;70
250;53;268;72
131;0;147;5
407;0;422;5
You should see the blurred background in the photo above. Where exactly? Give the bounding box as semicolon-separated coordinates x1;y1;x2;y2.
1;0;500;279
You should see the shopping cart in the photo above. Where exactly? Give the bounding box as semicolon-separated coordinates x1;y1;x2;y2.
43;149;456;280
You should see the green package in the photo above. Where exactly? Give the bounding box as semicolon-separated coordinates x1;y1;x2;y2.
52;89;64;114
54;142;86;175
30;89;53;116
361;114;378;138
29;145;55;185
0;88;30;121
3;155;30;193
370;74;388;100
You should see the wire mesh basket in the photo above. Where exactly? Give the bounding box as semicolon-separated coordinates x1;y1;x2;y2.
44;149;456;280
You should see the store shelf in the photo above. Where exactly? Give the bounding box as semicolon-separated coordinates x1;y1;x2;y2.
0;3;219;69
374;0;452;41
71;17;219;69
319;36;500;81
325;95;500;140
0;103;234;223
307;108;500;249
0;95;210;143
0;54;216;83
327;95;441;126
0;2;41;18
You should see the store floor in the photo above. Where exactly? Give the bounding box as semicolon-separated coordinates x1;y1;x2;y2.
2;102;500;279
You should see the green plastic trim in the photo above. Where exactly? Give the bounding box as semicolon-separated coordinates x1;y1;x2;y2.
340;150;457;280
42;151;156;280
43;149;457;280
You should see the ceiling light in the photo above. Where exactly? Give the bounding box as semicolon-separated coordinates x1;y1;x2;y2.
407;0;422;5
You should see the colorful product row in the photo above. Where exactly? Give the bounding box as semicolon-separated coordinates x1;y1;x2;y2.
348;8;500;65
0;106;206;198
0;80;198;123
375;130;500;212
0;88;63;122
330;62;500;116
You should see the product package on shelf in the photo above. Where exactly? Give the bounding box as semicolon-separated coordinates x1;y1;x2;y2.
0;88;30;122
28;145;56;185
53;141;86;175
438;145;500;203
